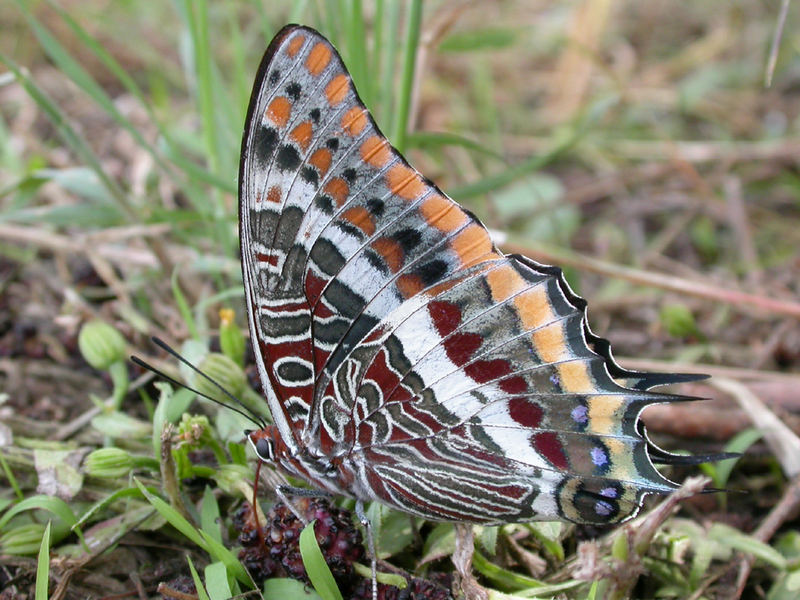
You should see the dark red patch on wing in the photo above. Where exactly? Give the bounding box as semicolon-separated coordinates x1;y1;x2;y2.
318;421;336;454
464;358;511;384
443;332;482;365
363;348;402;399
507;396;543;429
255;252;278;265
498;375;528;395
314;298;334;319
305;270;326;305
532;432;568;470
313;346;331;373
428;300;462;337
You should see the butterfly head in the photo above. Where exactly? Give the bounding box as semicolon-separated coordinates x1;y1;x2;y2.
246;427;278;462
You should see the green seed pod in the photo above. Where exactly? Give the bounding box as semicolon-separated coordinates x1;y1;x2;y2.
78;320;127;370
195;353;247;404
213;463;252;496
0;523;49;556
85;447;133;478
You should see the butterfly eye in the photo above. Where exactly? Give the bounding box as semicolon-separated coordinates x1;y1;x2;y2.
255;438;274;461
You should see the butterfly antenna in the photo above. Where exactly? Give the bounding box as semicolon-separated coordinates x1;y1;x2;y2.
132;337;266;429
130;354;264;428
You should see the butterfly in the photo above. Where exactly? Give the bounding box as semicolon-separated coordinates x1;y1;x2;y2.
239;24;704;526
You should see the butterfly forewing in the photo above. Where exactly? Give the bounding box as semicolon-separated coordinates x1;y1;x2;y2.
240;24;696;524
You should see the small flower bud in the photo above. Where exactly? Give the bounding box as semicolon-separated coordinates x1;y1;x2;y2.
85;447;133;478
194;352;246;403
78;320;127;370
213;463;252;496
0;523;49;556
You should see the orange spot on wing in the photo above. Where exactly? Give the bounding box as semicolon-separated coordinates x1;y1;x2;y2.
396;274;424;298
386;164;426;200
306;42;332;75
266;186;282;204
587;395;625;435
360;136;392;167
286;34;305;57
451;224;495;266
342;207;375;236
485;264;526;303
324;178;349;206
514;286;554;331
266;97;291;128
308;148;332;176
531;321;566;363
557;361;594;393
419;194;467;232
325;74;350;105
371;238;403;272
342;106;368;136
290;121;313;151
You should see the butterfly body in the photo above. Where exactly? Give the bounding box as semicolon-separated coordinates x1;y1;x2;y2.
240;25;699;525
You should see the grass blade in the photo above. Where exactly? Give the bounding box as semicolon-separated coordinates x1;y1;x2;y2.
390;0;422;152
204;561;233;600
34;521;51;600
0;54;137;221
376;0;401;131
0;495;85;551
344;1;371;107
187;556;212;600
299;520;343;600
18;1;164;172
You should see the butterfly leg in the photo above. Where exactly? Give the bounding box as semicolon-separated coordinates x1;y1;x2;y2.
275;485;333;524
453;523;488;600
355;500;378;600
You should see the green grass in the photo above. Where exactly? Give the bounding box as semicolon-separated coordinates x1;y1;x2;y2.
1;1;799;598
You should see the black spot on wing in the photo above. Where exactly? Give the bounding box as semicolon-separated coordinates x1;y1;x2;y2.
324;279;366;320
323;311;379;378
315;194;334;214
417;259;448;286
393;228;422;253
365;249;389;275
367;198;385;218
252;126;278;165
276;360;312;383
301;166;319;186
285;82;301;100
276;144;301;171
310;238;345;276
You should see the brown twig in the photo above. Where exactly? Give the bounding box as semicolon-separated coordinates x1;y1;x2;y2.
453;523;488;600
765;0;791;87
723;175;761;287
502;136;800;165
616;357;800;384
155;583;198;600
0;223;166;268
713;377;800;477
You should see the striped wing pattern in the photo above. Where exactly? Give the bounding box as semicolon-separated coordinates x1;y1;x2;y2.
240;25;695;524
